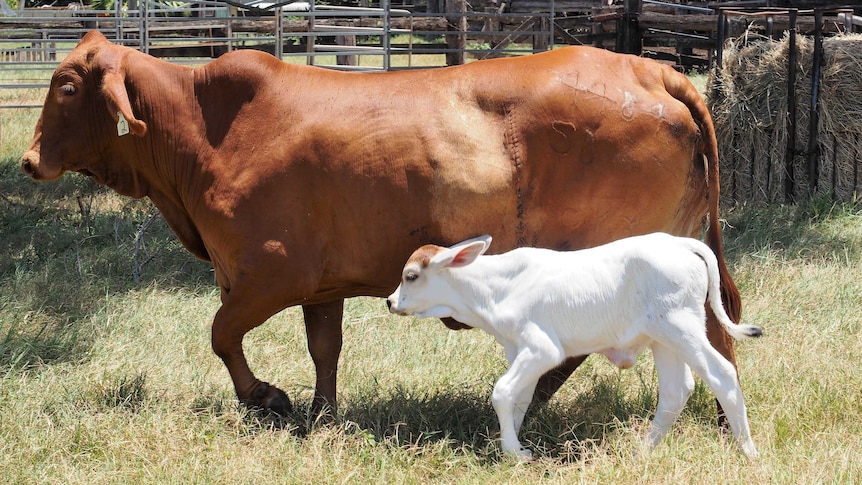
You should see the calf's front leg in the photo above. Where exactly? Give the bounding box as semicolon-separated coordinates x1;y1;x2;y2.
501;342;538;434
492;328;565;458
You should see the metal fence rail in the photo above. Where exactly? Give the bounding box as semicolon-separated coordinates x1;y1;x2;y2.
0;0;559;108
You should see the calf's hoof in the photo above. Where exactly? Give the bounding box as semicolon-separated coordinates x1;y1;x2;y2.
243;381;293;416
503;447;533;461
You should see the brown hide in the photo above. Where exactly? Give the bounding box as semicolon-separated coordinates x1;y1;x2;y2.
22;31;740;417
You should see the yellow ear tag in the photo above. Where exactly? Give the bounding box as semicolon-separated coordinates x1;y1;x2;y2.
117;112;130;136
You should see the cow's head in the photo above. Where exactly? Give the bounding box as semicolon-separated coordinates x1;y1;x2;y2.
386;235;492;319
21;31;148;195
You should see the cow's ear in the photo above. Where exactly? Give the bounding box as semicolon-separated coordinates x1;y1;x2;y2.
102;71;147;137
430;235;492;269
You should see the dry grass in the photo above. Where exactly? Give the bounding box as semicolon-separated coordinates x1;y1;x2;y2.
2;80;862;483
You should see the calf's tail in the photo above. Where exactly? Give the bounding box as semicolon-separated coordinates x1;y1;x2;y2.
687;240;763;341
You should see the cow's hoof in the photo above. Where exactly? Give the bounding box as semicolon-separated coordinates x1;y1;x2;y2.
245;381;293;416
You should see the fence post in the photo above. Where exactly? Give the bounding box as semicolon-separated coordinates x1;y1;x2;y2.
336;34;357;67
445;0;466;66
785;9;798;202
807;9;824;197
534;16;549;52
616;0;641;55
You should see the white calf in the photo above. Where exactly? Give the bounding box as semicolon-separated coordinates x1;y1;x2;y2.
387;233;761;459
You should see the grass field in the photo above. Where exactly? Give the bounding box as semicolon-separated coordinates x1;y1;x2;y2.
1;91;861;483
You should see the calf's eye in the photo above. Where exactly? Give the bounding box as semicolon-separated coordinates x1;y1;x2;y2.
60;84;77;96
405;273;418;282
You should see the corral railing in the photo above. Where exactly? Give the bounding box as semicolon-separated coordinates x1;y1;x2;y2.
0;0;560;108
3;1;861;110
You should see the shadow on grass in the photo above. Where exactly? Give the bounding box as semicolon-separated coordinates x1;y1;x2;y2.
198;367;720;463
0;158;212;369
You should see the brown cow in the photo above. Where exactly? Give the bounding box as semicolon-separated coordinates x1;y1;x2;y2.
22;31;741;419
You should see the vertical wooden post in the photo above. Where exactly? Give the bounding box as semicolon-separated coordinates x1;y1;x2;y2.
275;9;283;60
592;7;605;49
306;3;316;65
483;7;499;34
785;9;798;202
616;0;641;55
445;0;466;66
715;9;725;68
336;34;357;67
807;9;824;197
533;17;549;52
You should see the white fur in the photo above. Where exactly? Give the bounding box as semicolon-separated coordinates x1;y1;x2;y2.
387;232;760;459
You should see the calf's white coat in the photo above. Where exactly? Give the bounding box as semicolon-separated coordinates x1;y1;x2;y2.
387;233;761;459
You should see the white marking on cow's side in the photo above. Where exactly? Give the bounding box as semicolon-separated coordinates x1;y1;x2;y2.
387;233;761;460
621;91;636;120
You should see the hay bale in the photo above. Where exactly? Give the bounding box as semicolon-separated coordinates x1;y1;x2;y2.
707;32;862;206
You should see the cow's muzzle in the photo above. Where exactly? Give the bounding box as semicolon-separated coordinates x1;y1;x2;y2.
21;150;61;181
21;152;38;179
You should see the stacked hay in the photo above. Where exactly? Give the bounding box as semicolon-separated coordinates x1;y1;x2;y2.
707;32;862;206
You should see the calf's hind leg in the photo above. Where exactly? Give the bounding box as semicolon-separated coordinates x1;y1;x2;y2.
675;333;758;459
706;305;738;427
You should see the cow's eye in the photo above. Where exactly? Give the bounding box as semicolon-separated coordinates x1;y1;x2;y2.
60;83;77;96
405;272;419;282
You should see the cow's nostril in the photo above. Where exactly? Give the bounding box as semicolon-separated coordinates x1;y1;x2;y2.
21;158;34;177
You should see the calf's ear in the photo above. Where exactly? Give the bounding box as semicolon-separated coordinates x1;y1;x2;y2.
102;71;148;136
430;235;492;269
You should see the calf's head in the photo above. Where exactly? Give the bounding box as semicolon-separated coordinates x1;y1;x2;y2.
21;31;147;193
387;235;492;319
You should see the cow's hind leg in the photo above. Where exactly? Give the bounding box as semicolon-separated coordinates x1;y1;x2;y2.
645;343;695;450
212;300;293;416
706;304;738;428
302;300;344;417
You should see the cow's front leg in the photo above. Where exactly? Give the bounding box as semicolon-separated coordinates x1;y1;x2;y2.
212;301;292;416
302;299;344;416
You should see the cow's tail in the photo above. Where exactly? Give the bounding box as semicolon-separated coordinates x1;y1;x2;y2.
663;66;742;323
686;239;763;341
